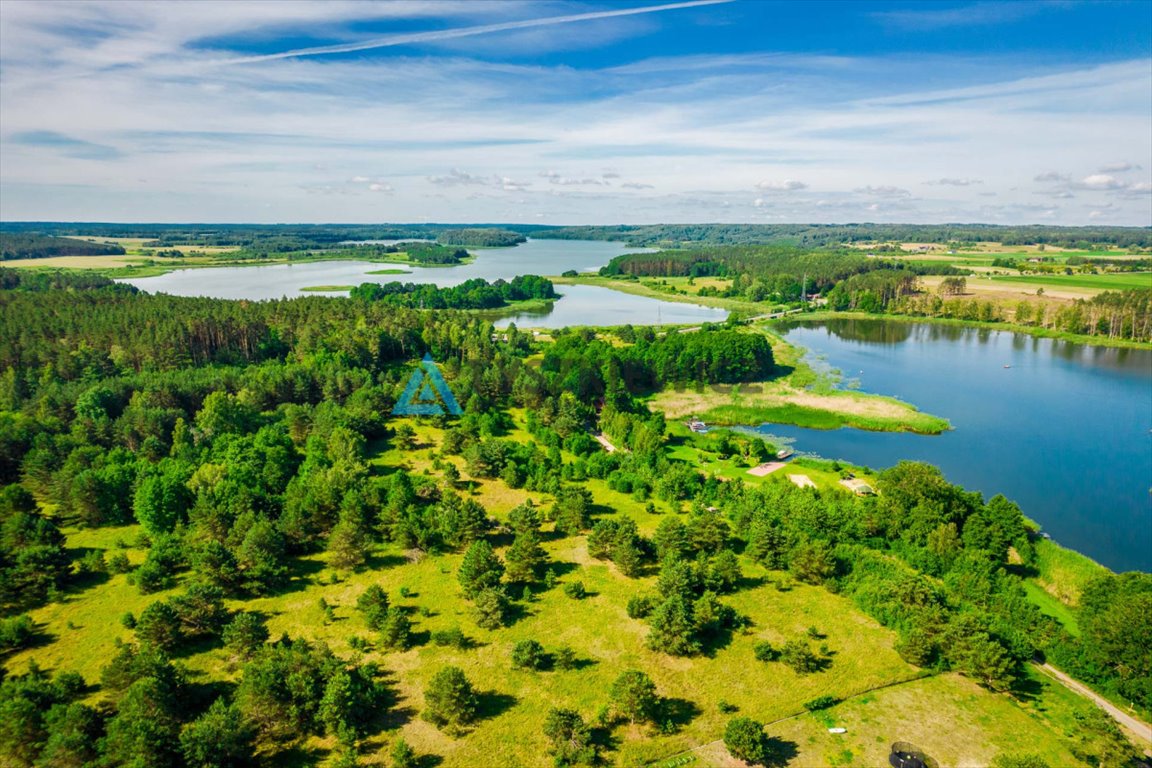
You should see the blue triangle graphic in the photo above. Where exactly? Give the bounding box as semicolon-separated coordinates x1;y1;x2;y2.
393;356;462;416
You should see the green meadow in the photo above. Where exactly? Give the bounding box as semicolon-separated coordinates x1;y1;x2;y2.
2;413;1121;767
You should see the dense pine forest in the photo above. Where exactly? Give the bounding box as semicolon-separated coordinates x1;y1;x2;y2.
0;233;126;261
0;270;1147;767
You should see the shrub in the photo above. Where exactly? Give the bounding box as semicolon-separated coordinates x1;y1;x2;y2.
563;581;587;600
626;594;655;619
802;695;839;711
753;641;777;662
724;717;769;764
511;639;547;670
432;627;469;649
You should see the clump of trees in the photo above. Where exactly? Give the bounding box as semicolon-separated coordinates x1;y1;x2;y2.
350;275;557;309
436;228;526;248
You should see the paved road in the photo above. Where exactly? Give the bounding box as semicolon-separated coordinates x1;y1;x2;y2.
1036;663;1152;747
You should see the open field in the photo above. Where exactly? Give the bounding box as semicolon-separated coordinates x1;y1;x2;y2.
759;670;1090;768
4;411;1125;767
551;275;768;314
2;253;171;270
992;272;1151;291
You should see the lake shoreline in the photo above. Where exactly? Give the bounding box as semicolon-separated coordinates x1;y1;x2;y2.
559;276;1152;351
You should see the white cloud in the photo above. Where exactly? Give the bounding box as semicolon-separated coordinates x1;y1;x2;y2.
427;169;489;186
755;179;808;192
1033;171;1069;183
925;178;983;186
854;185;911;198
1075;174;1126;190
1098;161;1141;173
0;2;1149;225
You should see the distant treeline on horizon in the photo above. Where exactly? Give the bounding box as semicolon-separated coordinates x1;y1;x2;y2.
1;221;1150;251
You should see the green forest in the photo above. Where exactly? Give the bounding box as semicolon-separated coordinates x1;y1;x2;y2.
0;270;1147;767
349;276;558;310
0;233;126;261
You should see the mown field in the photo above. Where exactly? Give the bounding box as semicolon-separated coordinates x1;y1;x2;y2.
2;413;1114;767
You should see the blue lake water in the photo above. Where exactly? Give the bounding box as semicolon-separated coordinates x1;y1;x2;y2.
750;319;1152;573
119;239;729;329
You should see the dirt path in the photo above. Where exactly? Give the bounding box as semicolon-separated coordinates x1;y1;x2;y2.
1036;663;1152;747
593;434;617;453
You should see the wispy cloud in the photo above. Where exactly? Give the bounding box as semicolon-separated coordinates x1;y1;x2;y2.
219;0;732;65
1;2;1149;225
855;185;912;198
1098;161;1142;173
873;2;1056;31
755;179;808;192
7;130;121;160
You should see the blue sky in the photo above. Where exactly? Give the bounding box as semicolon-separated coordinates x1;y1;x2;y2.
1;0;1149;225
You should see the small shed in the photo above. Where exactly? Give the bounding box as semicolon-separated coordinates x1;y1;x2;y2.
839;478;876;496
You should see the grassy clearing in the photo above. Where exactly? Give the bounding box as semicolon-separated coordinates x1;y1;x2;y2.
4;413;1098;767
2;254;166;270
664;429;869;494
1022;581;1081;637
994;272;1152;291
761;670;1088;768
1029;538;1108;607
551;275;766;314
650;382;948;436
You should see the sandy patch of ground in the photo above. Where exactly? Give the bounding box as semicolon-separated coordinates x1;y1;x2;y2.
788;474;816;488
748;461;787;477
782;388;915;420
919;275;1088;301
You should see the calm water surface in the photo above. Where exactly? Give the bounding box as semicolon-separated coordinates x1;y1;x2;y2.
120;239;728;328
752;319;1152;572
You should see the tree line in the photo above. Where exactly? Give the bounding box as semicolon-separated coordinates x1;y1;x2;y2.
436;228;526;247
533;223;1152;250
0;233;126;261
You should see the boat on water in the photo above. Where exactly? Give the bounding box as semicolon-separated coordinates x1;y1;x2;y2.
776;448;794;460
687;419;708;433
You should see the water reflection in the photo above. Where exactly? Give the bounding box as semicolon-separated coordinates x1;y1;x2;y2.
772;318;1152;572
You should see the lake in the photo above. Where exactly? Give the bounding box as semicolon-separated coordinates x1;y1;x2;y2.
752;318;1152;573
120;239;729;329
